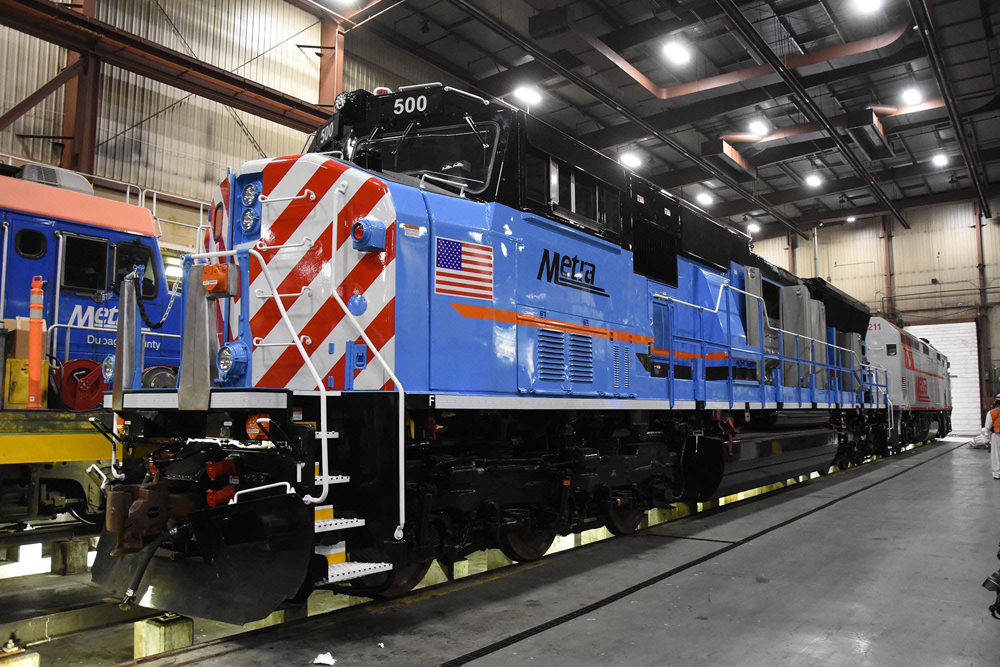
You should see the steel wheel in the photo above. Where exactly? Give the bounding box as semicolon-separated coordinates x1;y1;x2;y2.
369;560;433;599
604;505;643;536
497;527;555;562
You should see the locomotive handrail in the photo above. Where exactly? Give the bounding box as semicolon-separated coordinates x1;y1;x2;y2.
419;172;469;197
258;189;316;205
189;246;335;505
653;282;889;412
255;237;314;252
47;322;180;367
0;220;8;320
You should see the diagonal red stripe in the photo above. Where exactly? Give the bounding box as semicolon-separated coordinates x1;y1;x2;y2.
262;155;302;196
249;159;349;286
324;301;395;390
255;231;396;389
249;178;392;343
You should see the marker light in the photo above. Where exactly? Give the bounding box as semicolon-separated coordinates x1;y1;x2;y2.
241;183;258;206
932;153;948;167
241;209;258;232
747;223;761;233
620;152;641;168
217;342;249;379
696;192;713;206
513;87;542;106
748;120;769;137
805;174;823;187
663;41;691;65
351;219;387;253
902;87;922;106
102;354;114;382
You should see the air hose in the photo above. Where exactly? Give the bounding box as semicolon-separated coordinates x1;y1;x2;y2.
120;522;192;611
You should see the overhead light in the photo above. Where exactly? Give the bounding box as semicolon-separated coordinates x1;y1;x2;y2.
696;192;713;206
748;119;770;137
620;152;641;168
513;86;542;106
805;174;823;187
663;41;691;65
932;153;948;167
747;223;761;233
901;87;922;106
846;216;856;222
857;0;882;12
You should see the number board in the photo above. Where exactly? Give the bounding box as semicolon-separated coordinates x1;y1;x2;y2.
374;88;444;122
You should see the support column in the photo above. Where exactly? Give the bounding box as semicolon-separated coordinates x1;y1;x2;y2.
786;232;797;274
810;227;819;278
60;0;99;173
319;19;346;108
881;215;896;318
975;202;992;405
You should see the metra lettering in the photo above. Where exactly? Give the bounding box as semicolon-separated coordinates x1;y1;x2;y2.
536;248;609;297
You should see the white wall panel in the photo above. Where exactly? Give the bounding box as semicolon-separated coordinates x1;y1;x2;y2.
906;321;979;434
813;220;887;310
750;236;789;271
343;30;466;93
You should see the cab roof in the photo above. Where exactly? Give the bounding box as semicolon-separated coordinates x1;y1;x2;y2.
0;174;156;237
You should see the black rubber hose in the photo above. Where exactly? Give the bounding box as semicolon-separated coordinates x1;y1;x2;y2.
119;522;192;610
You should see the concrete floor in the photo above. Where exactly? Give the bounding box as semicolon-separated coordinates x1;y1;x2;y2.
22;438;1000;666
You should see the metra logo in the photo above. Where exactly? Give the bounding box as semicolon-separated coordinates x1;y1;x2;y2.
536;248;610;298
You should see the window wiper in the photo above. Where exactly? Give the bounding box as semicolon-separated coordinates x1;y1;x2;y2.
464;114;489;149
391;120;417;155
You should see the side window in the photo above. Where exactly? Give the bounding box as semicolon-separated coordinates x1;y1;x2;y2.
601;185;620;235
15;229;46;259
886;344;897;356
574;171;596;220
524;149;547;204
114;243;157;298
212;203;224;242
62;235;108;293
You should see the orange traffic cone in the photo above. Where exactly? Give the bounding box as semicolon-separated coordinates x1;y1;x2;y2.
27;275;44;409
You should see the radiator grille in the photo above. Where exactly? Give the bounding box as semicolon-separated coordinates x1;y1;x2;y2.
537;328;566;382
613;345;621;388
568;333;594;383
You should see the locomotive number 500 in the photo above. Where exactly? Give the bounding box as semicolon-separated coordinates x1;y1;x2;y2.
393;95;428;115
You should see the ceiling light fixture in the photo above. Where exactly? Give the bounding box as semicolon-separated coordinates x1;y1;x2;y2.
847;216;856;222
620;152;641;169
805;174;823;187
513;86;542;106
932;153;948;167
747;223;761;233
696;192;713;206
748;119;769;137
663;41;691;65
901;87;922;106
858;0;882;12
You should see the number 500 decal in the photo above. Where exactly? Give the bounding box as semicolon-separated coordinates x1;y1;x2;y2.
393;95;428;115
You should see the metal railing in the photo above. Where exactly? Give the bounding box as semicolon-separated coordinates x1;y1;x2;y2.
46;323;180;365
651;280;891;421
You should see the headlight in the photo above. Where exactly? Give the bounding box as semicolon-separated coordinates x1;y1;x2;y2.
241;209;258;231
218;346;234;374
241;183;258;206
334;92;348;110
102;355;114;382
216;342;249;379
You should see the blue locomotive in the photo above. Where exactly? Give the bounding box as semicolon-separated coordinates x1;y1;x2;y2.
92;84;947;624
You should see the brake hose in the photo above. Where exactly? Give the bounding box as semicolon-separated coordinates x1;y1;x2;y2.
120;522;192;611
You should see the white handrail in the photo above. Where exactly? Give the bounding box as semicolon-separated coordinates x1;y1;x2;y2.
0;221;8;320
331;181;407;541
653;281;891;411
255;237;313;252
259;189;315;205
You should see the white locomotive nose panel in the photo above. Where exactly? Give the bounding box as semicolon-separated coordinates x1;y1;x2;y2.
240;154;397;391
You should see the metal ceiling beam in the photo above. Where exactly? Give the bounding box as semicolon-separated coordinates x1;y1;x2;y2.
907;0;992;218
714;0;911;230
0;0;329;133
716;145;1000;218
578;43;924;151
0;59;83;133
450;0;808;239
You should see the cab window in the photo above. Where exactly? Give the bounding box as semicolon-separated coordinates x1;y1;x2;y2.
62;235;108;293
113;242;157;298
15;229;46;258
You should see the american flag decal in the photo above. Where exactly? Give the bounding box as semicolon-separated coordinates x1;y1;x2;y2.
434;237;493;301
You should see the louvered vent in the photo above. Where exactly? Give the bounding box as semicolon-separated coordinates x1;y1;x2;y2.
568;333;594;383
613;344;621;388
623;344;631;388
537;328;566;382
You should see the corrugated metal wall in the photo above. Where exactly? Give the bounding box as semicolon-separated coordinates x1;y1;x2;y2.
750;236;789;271
94;0;321;200
343;30;466;93
814;220;888;308
0;26;67;164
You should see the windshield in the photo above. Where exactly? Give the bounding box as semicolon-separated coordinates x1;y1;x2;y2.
354;122;499;194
